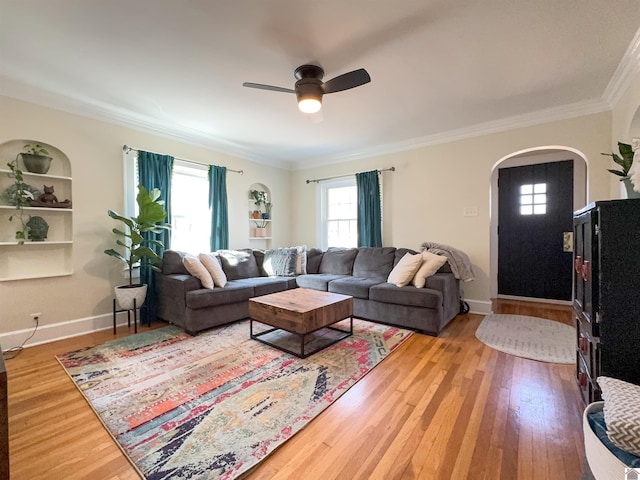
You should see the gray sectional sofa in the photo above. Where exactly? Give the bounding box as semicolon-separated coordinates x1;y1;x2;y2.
155;246;461;336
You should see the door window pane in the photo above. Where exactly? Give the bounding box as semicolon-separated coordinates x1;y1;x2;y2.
520;183;547;215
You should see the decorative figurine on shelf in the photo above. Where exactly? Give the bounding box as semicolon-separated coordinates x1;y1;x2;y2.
38;185;58;203
28;185;72;208
26;216;49;241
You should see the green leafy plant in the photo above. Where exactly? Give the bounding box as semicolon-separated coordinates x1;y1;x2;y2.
253;219;269;228
104;185;171;286
603;142;634;180
6;158;32;244
23;143;50;156
250;189;267;211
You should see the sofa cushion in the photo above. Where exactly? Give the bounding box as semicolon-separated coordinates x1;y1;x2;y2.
412;251;448;288
217;249;261;280
388;252;423;287
232;277;291;296
162;250;190;275
306;248;324;274
185;281;254;309
182;255;214;289
198;252;228;287
393;248;418;266
319;247;358;275
263;247;298;276
328;277;385;299
352;247;396;279
296;274;348;291
369;283;442;309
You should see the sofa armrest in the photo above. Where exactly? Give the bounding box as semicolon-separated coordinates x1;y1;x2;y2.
155;272;203;324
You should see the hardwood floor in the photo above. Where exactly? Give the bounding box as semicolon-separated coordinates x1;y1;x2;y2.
4;300;585;479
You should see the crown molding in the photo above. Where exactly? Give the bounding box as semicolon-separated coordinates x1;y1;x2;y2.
603;26;640;107
291;97;612;170
0;77;292;170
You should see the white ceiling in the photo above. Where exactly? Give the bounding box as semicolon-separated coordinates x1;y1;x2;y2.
1;1;639;170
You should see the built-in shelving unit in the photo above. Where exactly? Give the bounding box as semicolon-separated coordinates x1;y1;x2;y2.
0;139;73;281
248;183;272;245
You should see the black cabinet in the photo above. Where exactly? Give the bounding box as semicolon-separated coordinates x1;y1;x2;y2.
573;199;640;404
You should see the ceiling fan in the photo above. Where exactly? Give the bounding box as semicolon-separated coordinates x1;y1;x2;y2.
242;64;371;114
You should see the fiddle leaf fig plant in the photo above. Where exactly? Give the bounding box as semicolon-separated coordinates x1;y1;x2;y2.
104;185;171;286
603;141;634;180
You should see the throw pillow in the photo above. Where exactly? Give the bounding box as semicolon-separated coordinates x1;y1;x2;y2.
295;245;307;275
263;248;298;277
598;376;640;456
198;253;227;287
387;252;423;287
182;255;214;289
411;251;448;288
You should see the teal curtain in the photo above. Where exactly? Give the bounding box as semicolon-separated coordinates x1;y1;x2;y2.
208;165;229;251
137;150;173;320
356;170;382;247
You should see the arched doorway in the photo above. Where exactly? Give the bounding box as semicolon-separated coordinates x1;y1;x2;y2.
490;147;588;302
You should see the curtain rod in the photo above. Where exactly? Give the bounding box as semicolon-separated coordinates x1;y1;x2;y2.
306;167;395;184
122;145;243;174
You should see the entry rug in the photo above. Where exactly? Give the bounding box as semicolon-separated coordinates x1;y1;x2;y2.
475;313;575;363
56;319;412;480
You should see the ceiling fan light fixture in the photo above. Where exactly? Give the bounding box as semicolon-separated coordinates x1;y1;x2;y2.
298;97;322;113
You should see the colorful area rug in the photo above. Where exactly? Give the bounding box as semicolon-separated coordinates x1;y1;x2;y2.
56;319;412;479
475;313;575;363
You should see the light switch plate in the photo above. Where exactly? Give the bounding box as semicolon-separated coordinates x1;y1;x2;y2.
463;207;478;217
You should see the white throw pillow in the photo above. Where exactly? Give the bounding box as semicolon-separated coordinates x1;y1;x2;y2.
295;245;307;275
198;253;227;287
388;252;423;287
411;251;448;288
598;376;640;456
182;255;214;289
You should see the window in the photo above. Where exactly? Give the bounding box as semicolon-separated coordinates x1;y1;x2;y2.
319;178;358;249
124;152;211;254
520;183;547;215
170;161;211;253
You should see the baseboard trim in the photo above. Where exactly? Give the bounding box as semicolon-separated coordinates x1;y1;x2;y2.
465;299;492;315
0;312;136;352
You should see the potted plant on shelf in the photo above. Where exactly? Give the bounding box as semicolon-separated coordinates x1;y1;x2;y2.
20;143;52;174
104;185;171;310
250;189;266;218
603;141;640;199
4;158;34;244
262;200;272;219
253;218;268;237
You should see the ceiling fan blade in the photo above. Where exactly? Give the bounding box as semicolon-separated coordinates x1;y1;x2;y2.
242;82;295;94
322;68;371;94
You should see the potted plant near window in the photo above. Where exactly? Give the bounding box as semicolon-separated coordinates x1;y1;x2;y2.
104;185;171;310
603;141;640;199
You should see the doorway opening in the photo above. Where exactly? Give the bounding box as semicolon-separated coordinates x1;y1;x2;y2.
490;147;588;303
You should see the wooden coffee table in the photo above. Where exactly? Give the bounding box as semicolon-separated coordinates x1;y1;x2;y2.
248;288;353;358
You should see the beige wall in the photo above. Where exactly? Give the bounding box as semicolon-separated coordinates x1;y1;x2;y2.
3;69;639;339
291;112;614;308
0;95;290;336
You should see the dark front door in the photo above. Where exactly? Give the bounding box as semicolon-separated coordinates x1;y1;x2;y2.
498;160;574;300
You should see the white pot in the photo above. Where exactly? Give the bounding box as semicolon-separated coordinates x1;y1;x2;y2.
115;284;147;310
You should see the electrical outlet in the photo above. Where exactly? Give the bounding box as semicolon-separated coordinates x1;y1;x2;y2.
30;312;41;322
